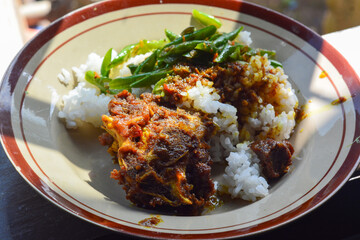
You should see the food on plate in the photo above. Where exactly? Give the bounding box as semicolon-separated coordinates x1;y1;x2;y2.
57;10;298;214
100;91;215;214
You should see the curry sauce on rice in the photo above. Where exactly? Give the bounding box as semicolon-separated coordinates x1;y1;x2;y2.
57;10;299;214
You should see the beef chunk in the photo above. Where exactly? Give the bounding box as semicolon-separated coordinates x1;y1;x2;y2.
250;138;294;179
102;90;215;215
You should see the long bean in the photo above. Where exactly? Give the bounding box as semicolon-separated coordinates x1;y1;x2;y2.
109;72;150;89
160;40;204;58
163;25;217;49
192;9;222;28
213;26;243;47
165;29;180;41
101;48;113;77
133;49;159;74
214;44;237;63
107;43;137;69
130;70;172;88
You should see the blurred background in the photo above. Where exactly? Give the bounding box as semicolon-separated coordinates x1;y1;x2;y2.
12;0;360;41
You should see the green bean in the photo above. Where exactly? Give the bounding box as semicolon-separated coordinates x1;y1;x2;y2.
180;26;195;36
130;70;172;88
133;39;167;55
109;72;150;89
214;44;237;63
192;9;222;28
213;26;243;47
126;63;138;74
108;43;137;69
195;41;218;54
85;71;107;94
269;59;283;68
165;29;180;41
160;40;204;58
152;77;167;96
229;45;244;60
101;48;113;77
163;25;217;48
209;33;221;41
134;49;159;74
260;49;276;58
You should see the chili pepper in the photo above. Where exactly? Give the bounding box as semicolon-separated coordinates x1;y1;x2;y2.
192;9;222;28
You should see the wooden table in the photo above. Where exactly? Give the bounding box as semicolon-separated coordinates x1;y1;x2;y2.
1;2;360;239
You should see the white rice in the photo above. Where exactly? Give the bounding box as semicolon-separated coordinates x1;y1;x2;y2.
222;143;269;201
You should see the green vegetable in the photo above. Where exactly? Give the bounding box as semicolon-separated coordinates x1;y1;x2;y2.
160;40;204;58
152;77;167;96
108;72;151;89
85;71;107;94
195;41;218;54
84;10;283;95
180;26;196;36
108;43;137;69
130;69;172;88
192;9;222;28
260;49;276;58
126;63;139;74
165;29;180;41
133;39;168;55
214;44;237;63
213;26;243;47
133;49;159;74
163;25;217;48
101;48;113;77
269;59;283;68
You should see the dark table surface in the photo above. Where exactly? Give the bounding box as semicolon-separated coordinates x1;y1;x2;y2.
1;142;359;240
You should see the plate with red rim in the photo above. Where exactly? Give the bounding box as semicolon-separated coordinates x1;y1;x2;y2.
1;0;360;239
